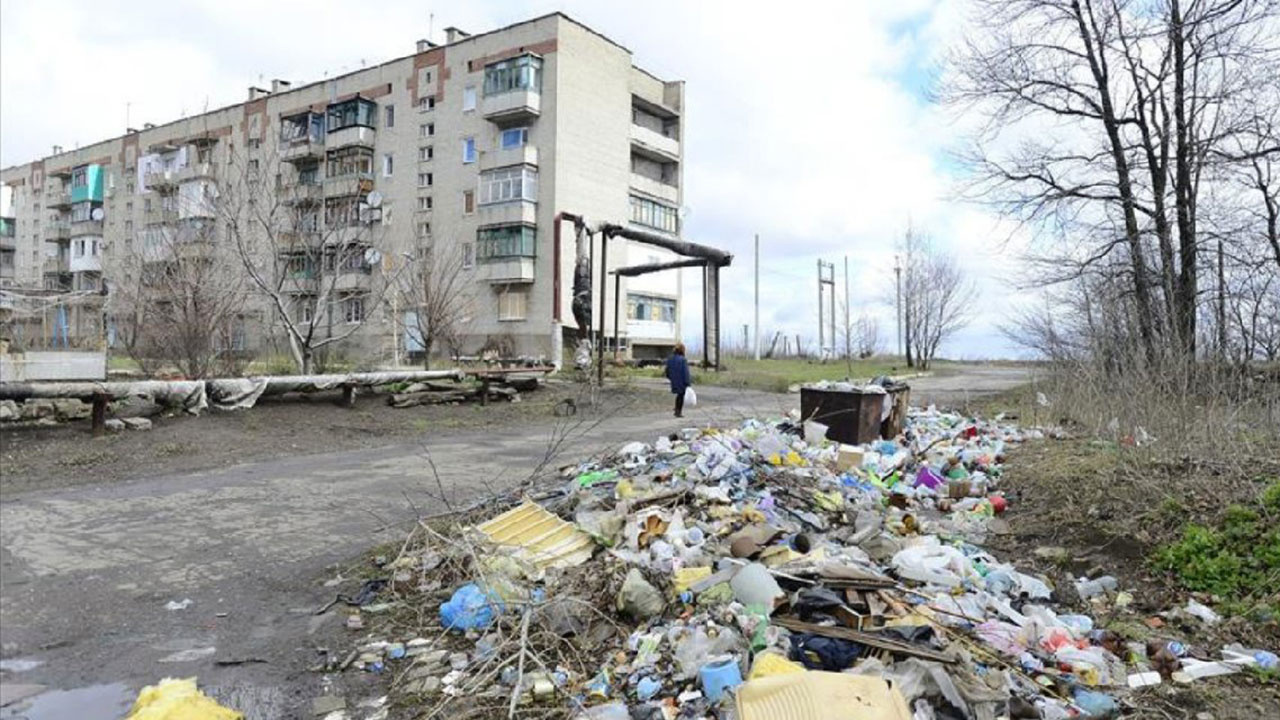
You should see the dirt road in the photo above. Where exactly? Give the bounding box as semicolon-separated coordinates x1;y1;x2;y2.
0;365;1027;718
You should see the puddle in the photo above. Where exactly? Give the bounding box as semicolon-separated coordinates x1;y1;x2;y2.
205;684;290;720
0;683;132;720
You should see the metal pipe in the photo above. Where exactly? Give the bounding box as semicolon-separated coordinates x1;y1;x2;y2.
596;231;608;386
612;273;621;362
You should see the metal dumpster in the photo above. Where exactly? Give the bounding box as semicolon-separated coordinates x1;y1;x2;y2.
800;383;911;444
800;386;886;445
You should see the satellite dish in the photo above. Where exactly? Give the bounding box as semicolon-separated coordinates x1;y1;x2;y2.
91;207;105;221
366;191;383;208
364;248;383;266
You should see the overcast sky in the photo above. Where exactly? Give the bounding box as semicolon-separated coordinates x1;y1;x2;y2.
0;0;1035;358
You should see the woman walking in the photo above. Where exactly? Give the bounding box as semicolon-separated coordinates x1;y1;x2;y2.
664;343;692;417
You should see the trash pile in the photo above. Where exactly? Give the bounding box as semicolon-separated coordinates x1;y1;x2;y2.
326;407;1277;719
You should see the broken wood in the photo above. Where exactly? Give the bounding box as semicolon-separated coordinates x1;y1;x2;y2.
772;617;956;663
388;390;472;408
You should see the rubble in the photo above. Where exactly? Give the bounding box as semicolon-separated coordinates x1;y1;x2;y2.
322;405;1275;719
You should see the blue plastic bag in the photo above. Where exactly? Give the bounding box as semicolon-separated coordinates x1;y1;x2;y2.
439;583;502;631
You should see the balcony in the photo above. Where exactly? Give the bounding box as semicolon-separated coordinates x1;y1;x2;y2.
282;137;325;164
176;163;216;183
327;125;376;150
146;169;179;192
282;183;324;205
333;269;373;291
479;145;538;171
323;173;374;197
480;257;535;284
48;221;71;241
630;173;679;204
70;250;101;274
477;200;537;226
482;90;541;123
630;124;680;162
70;220;104;237
0;261;13;280
44;255;70;274
48;189;73;209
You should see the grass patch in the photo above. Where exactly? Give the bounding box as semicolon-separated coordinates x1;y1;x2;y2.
154;441;192;457
1150;477;1280;617
57;449;115;467
634;356;940;393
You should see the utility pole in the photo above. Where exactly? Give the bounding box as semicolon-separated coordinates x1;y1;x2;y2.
817;259;824;358
753;234;760;361
817;260;836;361
742;324;749;354
894;254;903;359
843;255;851;362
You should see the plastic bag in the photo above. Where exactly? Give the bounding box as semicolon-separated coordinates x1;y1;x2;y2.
439;583;503;631
684;386;697;407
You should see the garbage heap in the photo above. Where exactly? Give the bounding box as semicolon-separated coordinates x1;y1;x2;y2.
331;408;1274;720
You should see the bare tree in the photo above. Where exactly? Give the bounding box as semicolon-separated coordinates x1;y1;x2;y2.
396;243;475;369
949;0;1279;363
899;226;976;370
219;140;406;374
109;179;253;377
854;313;882;359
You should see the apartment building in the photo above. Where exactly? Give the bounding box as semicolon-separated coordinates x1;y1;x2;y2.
0;13;687;364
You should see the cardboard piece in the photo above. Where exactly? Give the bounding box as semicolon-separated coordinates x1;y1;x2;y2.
736;671;912;720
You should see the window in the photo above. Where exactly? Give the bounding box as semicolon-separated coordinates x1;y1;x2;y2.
500;127;528;150
383;153;394;177
248;159;260;174
295;295;316;323
477;223;536;261
418;172;433;188
327;147;373;177
325;197;363;227
247;138;262;150
462;137;477;164
417;221;431;238
71;168;87;188
419;95;436;112
463;243;475;268
342;294;366;323
478;166;538;205
629;195;679;233
483;54;542;96
340;245;371;273
417;196;433;211
497;286;528;321
462;86;477;111
463;190;475;214
419;145;434;161
280;112;325;143
627;294;677;323
285;253;316;279
420;123;435;138
298;165;319;185
74;239;86;258
385;105;395;128
71;202;93;222
327;98;377;131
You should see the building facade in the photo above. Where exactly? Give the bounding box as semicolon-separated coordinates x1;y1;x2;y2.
0;13;686;366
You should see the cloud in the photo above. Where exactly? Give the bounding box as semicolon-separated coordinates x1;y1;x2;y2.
1;0;1030;358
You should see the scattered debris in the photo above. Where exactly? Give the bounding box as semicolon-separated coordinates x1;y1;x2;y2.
165;598;193;611
324;406;1275;718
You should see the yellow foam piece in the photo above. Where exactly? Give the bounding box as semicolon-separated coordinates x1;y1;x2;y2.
126;677;242;720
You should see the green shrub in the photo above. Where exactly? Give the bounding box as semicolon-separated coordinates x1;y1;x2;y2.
1151;479;1280;614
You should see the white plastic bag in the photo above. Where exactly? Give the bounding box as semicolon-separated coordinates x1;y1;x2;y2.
684;386;697;407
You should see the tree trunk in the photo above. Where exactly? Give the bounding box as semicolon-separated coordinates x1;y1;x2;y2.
422;336;433;371
1171;0;1197;357
1073;0;1158;364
